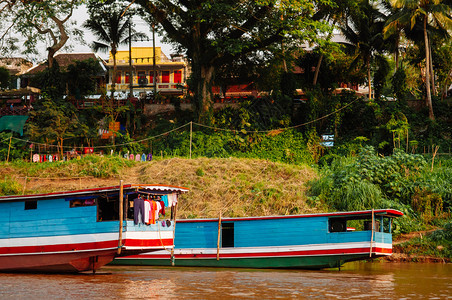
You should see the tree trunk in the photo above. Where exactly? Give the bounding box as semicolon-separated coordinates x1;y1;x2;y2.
367;56;372;100
193;64;215;122
313;54;323;86
423;16;435;121
111;48;117;97
46;15;70;69
429;40;436;96
394;37;400;72
48;48;56;69
191;22;215;123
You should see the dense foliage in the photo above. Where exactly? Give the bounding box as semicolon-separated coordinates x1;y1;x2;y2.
309;146;451;233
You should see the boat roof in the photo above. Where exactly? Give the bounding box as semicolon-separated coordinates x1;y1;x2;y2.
0;184;189;202
178;209;403;223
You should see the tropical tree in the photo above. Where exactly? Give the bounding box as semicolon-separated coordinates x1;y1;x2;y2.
340;0;387;100
134;0;330;122
311;0;357;86
384;0;452;121
9;0;83;68
84;0;145;94
26;95;80;158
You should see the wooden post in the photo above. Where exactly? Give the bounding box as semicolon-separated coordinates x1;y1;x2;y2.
22;176;27;195
171;201;178;266
431;145;439;171
118;180;124;255
370;208;374;257
6;136;12;162
216;212;222;261
189;121;192;159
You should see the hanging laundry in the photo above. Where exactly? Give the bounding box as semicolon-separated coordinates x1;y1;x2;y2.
147;153;153;161
161;195;169;207
155;201;162;222
133;197;145;224
129;154;134;160
144;199;152;224
135;154;140;161
141;153;146;162
159;200;165;216
150;201;158;224
167;194;178;207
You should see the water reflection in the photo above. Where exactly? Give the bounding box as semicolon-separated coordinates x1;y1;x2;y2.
0;263;450;299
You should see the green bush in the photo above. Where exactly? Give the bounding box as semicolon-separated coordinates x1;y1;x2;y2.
0;177;22;196
308;146;451;230
149;129;313;165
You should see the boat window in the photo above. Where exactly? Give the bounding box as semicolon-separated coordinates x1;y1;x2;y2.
97;194;120;221
70;199;96;207
24;200;37;210
329;219;347;232
222;222;234;248
329;217;389;233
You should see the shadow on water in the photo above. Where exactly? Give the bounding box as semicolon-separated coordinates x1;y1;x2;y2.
0;262;451;299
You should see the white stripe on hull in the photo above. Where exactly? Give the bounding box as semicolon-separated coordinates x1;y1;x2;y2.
1;231;173;248
127;242;392;257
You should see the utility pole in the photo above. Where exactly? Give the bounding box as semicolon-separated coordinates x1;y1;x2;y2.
128;16;133;99
152;23;157;97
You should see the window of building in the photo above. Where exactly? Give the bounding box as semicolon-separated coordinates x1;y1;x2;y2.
161;71;170;83
174;70;182;83
115;72;122;84
125;72;130;84
138;71;147;86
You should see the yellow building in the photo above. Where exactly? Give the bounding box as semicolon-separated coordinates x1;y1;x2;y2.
106;47;188;98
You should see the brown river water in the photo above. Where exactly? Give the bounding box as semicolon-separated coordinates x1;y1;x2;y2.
0;262;451;299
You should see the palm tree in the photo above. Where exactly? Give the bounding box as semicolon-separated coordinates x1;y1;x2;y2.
340;0;387;100
384;0;452;121
311;0;357;86
83;1;145;94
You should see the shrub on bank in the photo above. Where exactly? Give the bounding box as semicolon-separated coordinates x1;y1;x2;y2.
308;146;452;233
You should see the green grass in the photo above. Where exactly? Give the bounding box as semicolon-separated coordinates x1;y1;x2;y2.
2;155;136;178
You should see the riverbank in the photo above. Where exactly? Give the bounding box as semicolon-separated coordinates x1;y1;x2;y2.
1;155;450;262
0;155;320;218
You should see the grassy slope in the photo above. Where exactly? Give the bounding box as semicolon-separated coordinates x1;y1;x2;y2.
2;155;449;262
0;156;320;219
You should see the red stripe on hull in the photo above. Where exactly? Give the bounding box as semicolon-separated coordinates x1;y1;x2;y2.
0;240;119;255
123;238;173;248
0;249;117;273
124;247;392;260
1;238;173;256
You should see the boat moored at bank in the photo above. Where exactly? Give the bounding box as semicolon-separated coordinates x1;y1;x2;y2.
0;183;188;273
113;209;403;269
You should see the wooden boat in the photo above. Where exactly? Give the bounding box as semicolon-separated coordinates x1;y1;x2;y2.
0;183;188;273
112;209;403;269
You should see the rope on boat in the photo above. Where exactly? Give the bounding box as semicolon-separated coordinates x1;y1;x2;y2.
157;218;173;254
